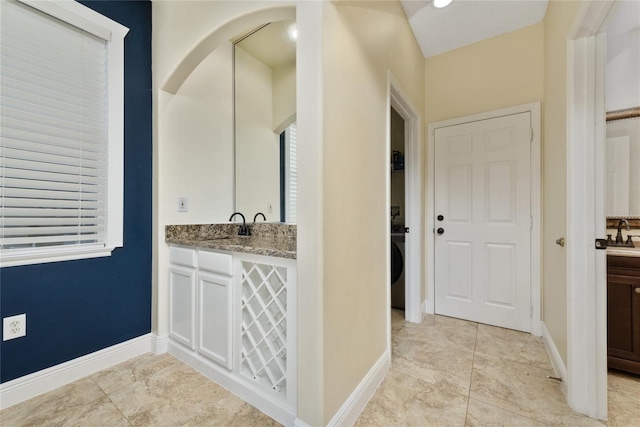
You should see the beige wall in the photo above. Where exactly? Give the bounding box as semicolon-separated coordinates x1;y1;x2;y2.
320;1;425;422
424;22;544;124
542;0;581;366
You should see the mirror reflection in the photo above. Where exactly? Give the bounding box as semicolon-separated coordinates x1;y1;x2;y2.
606;108;640;217
234;21;297;223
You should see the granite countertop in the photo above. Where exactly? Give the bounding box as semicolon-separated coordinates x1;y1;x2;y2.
165;223;296;259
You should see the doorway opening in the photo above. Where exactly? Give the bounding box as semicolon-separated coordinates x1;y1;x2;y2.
390;106;407;312
386;72;423;355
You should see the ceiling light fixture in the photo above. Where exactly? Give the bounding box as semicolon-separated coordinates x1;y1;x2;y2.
433;0;453;9
288;24;298;41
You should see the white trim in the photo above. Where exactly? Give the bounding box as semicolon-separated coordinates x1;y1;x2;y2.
426;102;542;336
566;0;615;420
0;246;114;268
0;334;152;410
151;333;169;355
383;70;423;332
421;300;428;317
293;418;313;427
387;72;423;327
327;351;390;427
17;0;128;41
542;322;568;398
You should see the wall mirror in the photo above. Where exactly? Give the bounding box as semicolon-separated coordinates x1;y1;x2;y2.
606;107;640;218
234;21;297;223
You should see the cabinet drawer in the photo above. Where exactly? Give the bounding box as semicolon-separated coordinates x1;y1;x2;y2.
170;246;197;268
198;250;233;275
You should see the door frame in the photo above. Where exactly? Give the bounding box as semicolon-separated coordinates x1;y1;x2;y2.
426;102;542;337
386;71;423;334
566;0;616;420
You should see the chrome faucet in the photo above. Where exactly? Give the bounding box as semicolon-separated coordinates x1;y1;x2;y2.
229;212;250;236
614;219;632;246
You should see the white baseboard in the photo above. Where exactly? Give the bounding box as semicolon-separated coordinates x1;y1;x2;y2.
541;322;568;398
0;333;153;410
327;351;390;427
294;417;313;427
424;298;434;315
151;333;169;354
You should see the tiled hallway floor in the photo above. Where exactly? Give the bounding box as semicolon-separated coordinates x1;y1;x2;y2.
357;310;639;426
1;310;638;426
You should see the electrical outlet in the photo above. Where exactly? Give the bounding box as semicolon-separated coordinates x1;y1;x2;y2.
177;197;188;212
3;314;26;341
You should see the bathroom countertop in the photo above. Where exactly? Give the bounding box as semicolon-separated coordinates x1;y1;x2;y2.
606;246;640;258
165;223;296;259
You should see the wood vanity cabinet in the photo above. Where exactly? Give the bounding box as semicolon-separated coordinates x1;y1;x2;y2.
607;255;640;375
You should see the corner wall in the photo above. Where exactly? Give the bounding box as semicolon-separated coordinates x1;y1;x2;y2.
320;1;425;422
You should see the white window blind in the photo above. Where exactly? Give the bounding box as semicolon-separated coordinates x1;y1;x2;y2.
1;0;109;252
285;123;297;224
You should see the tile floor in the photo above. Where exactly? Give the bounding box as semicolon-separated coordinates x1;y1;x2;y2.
1;310;639;426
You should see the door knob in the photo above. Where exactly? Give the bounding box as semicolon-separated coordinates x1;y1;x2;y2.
437;228;444;235
437;215;444;221
635;287;640;295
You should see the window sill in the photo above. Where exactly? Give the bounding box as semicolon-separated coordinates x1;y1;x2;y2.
0;245;116;268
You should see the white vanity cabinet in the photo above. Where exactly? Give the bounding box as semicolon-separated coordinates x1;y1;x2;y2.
197;250;233;369
168;245;297;425
168;246;197;349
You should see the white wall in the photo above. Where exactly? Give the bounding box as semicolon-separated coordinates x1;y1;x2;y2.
235;46;281;221
273;61;297;131
606;0;640;111
607;118;640;216
155;43;235;345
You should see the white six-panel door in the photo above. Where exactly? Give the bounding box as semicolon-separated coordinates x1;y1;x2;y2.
434;112;532;332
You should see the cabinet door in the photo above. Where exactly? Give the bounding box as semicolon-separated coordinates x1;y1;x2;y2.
169;265;197;350
198;271;233;369
607;274;640;370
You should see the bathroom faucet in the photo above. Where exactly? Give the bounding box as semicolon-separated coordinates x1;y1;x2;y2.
229;212;250;236
615;219;630;244
253;212;266;223
391;212;400;223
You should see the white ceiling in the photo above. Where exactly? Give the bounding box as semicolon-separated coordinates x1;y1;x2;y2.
235;21;296;70
400;0;549;58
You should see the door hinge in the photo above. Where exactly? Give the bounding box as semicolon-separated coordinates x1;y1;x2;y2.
530;128;534;142
530;304;533;318
530;216;533;230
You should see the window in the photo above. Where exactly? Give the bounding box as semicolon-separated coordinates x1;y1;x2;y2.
0;0;129;267
279;123;297;223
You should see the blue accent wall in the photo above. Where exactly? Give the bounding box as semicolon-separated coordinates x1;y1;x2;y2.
0;0;152;383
